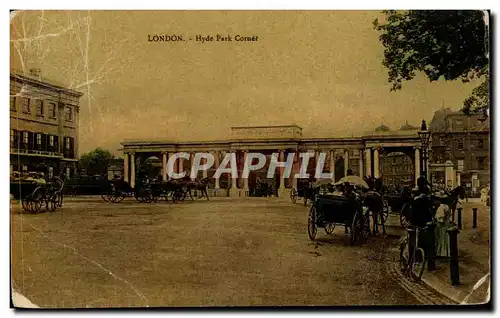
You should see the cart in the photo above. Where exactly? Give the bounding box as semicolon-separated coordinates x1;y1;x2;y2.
308;192;369;245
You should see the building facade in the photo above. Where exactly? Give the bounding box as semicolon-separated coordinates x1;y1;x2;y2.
429;108;490;193
10;69;83;178
121;124;427;197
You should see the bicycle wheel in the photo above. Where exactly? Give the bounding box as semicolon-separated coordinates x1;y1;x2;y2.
410;247;426;281
400;204;410;228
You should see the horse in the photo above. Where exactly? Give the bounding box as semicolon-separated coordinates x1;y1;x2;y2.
363;188;387;236
150;177;188;202
184;177;211;201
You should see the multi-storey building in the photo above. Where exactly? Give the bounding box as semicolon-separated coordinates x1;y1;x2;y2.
429;107;490;193
10;69;83;178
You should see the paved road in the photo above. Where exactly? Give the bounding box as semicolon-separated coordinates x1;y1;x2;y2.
11;197;420;307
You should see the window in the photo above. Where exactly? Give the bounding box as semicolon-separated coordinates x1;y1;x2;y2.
458;160;464;171
64;106;73;121
478;157;486;170
65;167;71;179
35;100;44;116
10;130;14;143
49;103;57;118
23;132;28;144
48;167;54;179
49;135;54;147
22;165;28;172
22;98;30;113
457;139;464;150
10;97;16;111
477;139;484;148
36;133;42;145
65;137;70;150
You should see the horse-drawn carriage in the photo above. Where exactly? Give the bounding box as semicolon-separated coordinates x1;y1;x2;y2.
307;176;389;244
101;179;157;203
101;176;211;203
10;174;65;213
290;179;319;206
308;191;370;245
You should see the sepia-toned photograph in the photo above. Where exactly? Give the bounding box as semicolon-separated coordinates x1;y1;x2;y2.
9;9;491;308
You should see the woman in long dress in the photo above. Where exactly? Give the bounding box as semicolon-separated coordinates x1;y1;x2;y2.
435;202;452;257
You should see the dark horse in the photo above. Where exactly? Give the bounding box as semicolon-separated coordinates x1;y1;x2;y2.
362;176;387;235
184;177;211;201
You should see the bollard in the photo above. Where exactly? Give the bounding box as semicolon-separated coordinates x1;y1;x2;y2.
457;207;463;230
447;227;460;286
426;222;436;271
472;208;478;229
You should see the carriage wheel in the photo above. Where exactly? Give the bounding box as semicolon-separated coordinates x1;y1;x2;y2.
400;204;409;228
101;193;110;202
324;223;335;235
290;188;297;204
350;211;365;245
30;199;43;214
48;197;58;212
22;199;30;212
381;200;390;224
112;193;125;203
308;206;318;240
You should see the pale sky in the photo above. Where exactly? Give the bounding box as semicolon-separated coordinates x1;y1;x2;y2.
10;10;479;157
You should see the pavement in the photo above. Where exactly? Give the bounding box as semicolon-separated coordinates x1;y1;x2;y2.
420;201;491;305
11;196;422;307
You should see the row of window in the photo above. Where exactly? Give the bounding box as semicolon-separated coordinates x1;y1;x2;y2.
437;137;485;149
11;165;72;179
10;96;74;121
10;130;74;152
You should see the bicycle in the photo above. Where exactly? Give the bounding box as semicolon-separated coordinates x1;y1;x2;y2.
399;224;427;281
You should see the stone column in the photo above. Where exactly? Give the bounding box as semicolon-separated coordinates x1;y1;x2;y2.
456;172;461;186
328;150;335;181
279;149;286;190
178;155;184;175
344;149;349;175
292;150;299;188
358;149;364;178
190;152;195;180
243;150;249;190
162;152;167;181
123;152;129;183
373;148;380;179
202;156;208;179
130;152;135;188
365;149;372;178
414;147;421;187
231;150;238;190
214;151;220;189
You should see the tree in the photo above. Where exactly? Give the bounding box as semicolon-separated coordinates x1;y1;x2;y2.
79;148;114;176
373;10;489;118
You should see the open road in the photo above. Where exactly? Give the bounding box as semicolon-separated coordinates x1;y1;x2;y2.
11;197;420;307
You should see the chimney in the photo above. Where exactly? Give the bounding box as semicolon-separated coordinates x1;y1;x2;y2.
29;68;41;79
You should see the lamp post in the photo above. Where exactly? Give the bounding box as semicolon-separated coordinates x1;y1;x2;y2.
418;119;432;181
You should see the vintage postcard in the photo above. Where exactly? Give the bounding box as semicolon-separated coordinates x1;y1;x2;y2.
9;10;491;308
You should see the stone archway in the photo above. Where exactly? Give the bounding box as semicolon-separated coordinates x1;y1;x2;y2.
136;153;162;181
379;150;414;186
